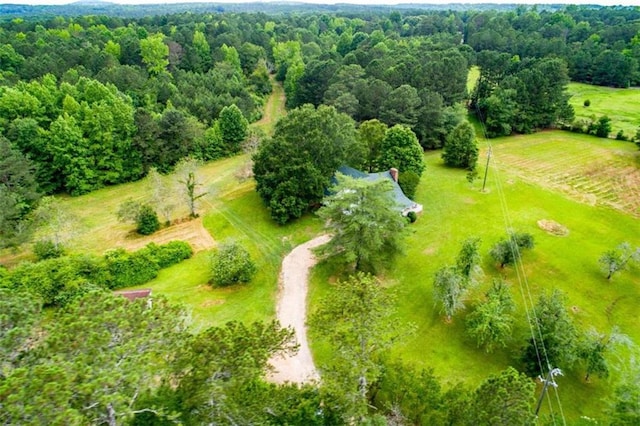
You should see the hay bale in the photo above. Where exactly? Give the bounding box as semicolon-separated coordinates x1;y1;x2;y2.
537;219;569;236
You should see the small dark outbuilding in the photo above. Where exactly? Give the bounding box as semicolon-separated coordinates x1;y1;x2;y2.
114;288;152;301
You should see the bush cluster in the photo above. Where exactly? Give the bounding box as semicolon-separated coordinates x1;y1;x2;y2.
137;205;161;235
32;239;66;261
117;200;161;235
490;232;534;268
565;115;614;139
210;241;256;287
142;241;193;268
0;241;193;306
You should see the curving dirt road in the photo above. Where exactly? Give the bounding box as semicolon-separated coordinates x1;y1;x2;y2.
268;235;330;384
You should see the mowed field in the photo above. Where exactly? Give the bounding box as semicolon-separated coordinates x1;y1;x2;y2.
310;130;640;422
568;82;640;138
493;131;640;218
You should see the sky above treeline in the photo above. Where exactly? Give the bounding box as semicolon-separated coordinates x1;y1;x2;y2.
1;0;637;6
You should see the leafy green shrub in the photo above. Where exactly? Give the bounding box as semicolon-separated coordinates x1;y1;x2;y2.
570;119;588;134
615;130;628;141
104;248;160;290
490;232;535;268
589;115;611;138
442;121;478;170
117;200;160;235
137;205;160;235
398;171;420;200
2;242;193;306
5;255;108;306
406;211;417;223
583;99;591;107
33;239;65;260
141;241;193;268
210;241;257;287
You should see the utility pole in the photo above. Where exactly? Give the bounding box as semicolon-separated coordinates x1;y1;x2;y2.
535;367;563;417
481;146;492;192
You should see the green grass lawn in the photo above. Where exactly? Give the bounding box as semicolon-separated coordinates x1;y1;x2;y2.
116;160;322;329
568;82;640;138
467;65;480;94
251;77;286;137
310;131;640;422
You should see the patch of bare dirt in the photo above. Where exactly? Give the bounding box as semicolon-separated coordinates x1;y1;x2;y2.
201;299;225;308
423;246;437;255
537;219;569;236
119;217;216;252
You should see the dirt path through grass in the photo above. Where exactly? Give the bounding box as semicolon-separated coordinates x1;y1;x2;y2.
253;76;286;136
268;235;330;384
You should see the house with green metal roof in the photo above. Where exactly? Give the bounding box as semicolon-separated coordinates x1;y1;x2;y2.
335;166;423;217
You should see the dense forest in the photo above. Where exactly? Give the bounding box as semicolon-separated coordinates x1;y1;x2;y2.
2;4;640;424
3;5;639;240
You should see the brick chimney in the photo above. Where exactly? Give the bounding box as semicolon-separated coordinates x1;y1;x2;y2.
389;168;399;182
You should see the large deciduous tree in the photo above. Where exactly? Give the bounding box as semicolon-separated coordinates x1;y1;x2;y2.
140;33;169;75
317;173;406;273
0;137;40;248
377;124;425;178
253;104;358;224
433;265;468;321
218;104;248;155
309;272;403;422
466;278;515;352
521;290;578;376
357;119;387;172
442;121;479;171
471;367;535;425
577;327;631;382
172;320;297;424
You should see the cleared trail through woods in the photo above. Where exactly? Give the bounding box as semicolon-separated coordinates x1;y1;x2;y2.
268;235;330;384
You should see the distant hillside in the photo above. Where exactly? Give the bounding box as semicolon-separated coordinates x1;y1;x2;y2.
0;2;557;19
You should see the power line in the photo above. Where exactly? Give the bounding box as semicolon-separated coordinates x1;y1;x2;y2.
472;100;566;425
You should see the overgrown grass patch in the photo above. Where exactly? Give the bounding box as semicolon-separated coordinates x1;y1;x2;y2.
568;82;640;138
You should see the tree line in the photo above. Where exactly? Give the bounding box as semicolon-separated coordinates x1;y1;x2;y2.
6;6;638;243
0;284;550;425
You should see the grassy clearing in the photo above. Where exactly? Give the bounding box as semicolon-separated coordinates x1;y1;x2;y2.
490;131;640;218
47;155;249;255
568;82;640;138
467;65;480;94
128;190;321;330
310;131;640;422
2;150;322;329
251;77;286;137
